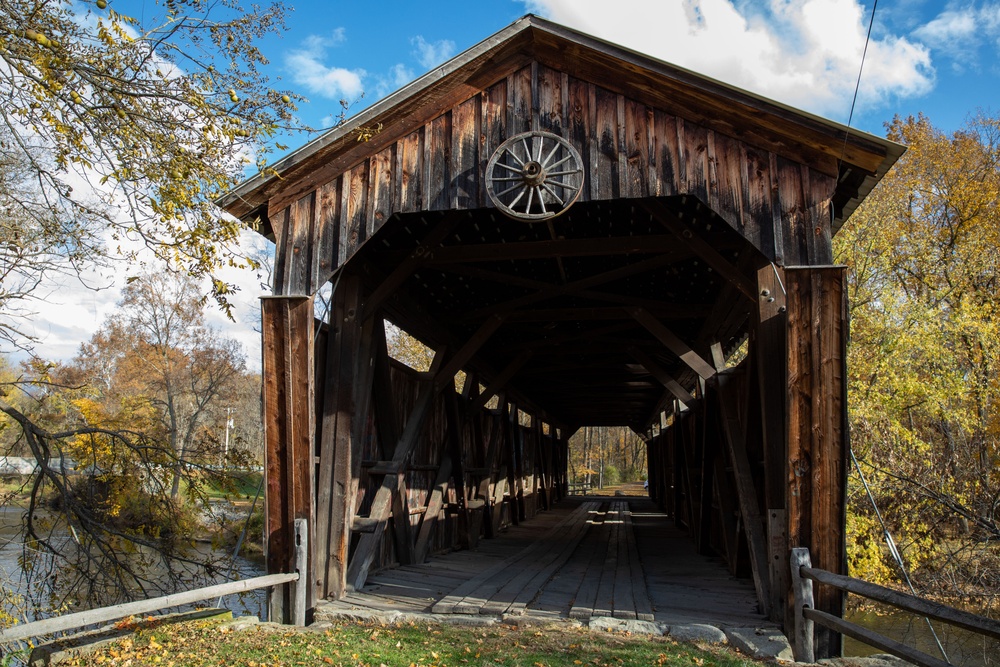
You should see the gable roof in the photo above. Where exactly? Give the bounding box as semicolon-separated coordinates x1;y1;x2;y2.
218;14;903;228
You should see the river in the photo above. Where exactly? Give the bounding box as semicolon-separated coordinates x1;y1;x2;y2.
0;505;267;626
845;604;998;666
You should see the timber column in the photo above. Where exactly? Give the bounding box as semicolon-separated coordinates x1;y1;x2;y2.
260;295;316;624
785;266;849;659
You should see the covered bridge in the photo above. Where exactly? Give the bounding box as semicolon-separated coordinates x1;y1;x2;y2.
219;15;902;658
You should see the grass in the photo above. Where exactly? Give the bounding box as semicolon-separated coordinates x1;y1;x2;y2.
64;617;762;667
195;471;264;502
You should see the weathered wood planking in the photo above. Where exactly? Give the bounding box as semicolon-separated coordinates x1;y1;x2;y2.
265;62;839;297
260;296;315;622
785;267;848;660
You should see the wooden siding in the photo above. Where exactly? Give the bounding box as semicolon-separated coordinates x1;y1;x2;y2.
270;62;836;296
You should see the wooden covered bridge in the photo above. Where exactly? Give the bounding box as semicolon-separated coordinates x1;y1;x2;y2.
219;15;902;658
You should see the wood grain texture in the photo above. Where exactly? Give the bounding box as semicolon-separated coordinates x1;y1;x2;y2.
785;267;848;659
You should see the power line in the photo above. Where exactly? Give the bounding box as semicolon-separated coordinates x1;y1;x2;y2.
840;0;879;167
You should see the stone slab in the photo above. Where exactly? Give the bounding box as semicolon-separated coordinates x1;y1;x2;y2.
666;623;729;644
724;626;794;661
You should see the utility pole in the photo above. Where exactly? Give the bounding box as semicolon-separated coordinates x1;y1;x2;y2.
222;407;233;467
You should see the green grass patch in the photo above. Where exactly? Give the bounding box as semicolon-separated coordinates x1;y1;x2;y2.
69;618;761;667
197;471;263;501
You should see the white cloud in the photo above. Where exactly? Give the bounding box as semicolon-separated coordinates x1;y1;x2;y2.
374;63;416;98
411;36;457;69
285;32;366;100
912;3;1000;72
520;0;934;119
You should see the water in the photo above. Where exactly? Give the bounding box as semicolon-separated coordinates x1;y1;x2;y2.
0;505;267;628
846;605;999;667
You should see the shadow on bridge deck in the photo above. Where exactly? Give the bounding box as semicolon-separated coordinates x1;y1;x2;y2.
317;496;770;630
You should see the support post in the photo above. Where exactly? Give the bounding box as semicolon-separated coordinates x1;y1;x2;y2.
261;295;315;624
314;274;370;601
293;518;309;627
786;266;849;658
755;264;789;624
789;547;816;664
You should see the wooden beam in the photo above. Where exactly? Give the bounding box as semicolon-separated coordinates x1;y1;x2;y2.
642;199;756;301
459;253;682;320
786;267;849;659
260;295;315;622
360;214;461;320
413;454;453;563
419;234;698;264
630;308;717;379
716;371;772;618
627;346;694;407
472;352;531;411
755;263;789;624
345;348;448;591
435;314;505;387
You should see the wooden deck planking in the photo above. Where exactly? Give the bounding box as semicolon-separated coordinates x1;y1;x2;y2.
320;496;766;629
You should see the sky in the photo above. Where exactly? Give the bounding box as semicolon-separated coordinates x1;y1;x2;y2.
14;0;1000;369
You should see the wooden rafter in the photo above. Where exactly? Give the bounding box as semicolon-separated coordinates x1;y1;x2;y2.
642;199;756;301
629;307;716;379
361;214;462;321
717;371;772;618
627;346;694;407
418;234;697;264
456;253;685;320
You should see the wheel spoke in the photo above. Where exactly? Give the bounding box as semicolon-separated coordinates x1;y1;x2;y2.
541;141;561;167
541;183;565;207
495;183;526;198
545;154;575;171
487;130;584;221
504;148;524;167
508;186;528;209
494;161;522;173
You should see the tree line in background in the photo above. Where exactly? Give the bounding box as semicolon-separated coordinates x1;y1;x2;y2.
567;426;647;490
837;113;1000;611
1;273;263;617
0;0;997;625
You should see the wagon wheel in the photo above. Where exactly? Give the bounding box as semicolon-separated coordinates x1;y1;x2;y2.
486;130;584;221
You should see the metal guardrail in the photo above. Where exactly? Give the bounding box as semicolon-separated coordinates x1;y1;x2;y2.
0;519;309;645
790;547;1000;666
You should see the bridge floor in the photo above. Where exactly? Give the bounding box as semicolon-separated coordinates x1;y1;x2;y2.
319;496;768;628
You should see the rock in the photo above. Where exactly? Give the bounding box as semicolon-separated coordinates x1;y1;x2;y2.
666;623;728;644
217;615;260;632
587;617;663;635
724;626;794;661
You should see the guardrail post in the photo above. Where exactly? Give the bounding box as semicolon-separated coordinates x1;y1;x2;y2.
294;518;308;627
790;547;815;663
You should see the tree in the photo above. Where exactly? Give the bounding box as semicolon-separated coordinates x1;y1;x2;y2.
0;272;252;613
0;0;301;336
836;113;1000;604
68;272;247;497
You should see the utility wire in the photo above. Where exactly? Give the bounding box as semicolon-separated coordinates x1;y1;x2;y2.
850;449;950;663
839;0;879;170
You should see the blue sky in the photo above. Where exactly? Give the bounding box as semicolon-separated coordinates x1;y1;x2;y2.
17;0;1000;366
266;0;999;140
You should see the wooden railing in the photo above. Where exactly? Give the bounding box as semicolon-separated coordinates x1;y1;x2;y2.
790;547;1000;666
0;519;308;646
